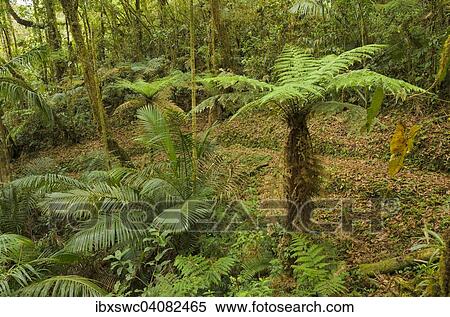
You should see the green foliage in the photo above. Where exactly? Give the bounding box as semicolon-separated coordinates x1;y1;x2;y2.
0;233;104;297
115;72;189;99
142;255;235;296
197;44;424;126
17;276;107;297
290;236;347;296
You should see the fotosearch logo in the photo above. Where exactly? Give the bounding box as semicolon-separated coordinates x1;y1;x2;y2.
47;197;400;233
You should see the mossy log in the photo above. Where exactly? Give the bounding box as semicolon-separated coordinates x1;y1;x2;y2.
359;248;437;276
439;229;450;296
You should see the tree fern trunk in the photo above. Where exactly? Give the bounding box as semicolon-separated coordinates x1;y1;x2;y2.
285;112;320;231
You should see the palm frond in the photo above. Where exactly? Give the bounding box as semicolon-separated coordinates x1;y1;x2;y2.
136;106;178;164
0;46;47;76
153;199;211;233
0;76;53;122
17;275;107;297
64;213;147;253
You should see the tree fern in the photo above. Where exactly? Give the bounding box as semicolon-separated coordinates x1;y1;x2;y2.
115;71;189;99
196;44;424;228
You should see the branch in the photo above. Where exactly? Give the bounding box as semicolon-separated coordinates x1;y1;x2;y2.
4;0;46;29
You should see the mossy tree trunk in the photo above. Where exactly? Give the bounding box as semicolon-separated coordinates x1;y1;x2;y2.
59;0;129;164
285;111;320;231
209;0;232;70
0;108;11;184
189;0;198;188
43;0;66;81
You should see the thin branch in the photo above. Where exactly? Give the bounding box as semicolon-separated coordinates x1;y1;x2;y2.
4;0;46;29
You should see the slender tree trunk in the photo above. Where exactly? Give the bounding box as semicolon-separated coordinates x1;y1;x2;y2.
0;108;11;184
59;0;129;165
285;112;320;231
189;0;198;187
43;0;66;80
0;2;14;59
208;0;217;73
209;0;232;70
135;0;143;60
98;5;106;62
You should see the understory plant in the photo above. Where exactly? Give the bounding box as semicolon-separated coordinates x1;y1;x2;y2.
196;44;425;230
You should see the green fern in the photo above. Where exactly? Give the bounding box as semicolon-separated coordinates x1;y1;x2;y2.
196;44;424;128
290;236;347;296
145;255;235;296
115;71;189;99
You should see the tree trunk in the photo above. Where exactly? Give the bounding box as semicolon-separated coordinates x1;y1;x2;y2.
59;0;129;164
189;0;198;187
209;0;232;70
285;112;320;231
43;0;66;80
134;0;143;60
0;108;11;184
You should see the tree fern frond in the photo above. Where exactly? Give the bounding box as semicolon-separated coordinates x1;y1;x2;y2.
200;74;274;92
115;72;187;99
313;44;387;80
330;69;426;99
274;46;320;84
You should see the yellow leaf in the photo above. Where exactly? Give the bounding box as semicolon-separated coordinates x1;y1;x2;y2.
406;124;421;154
390;122;406;155
388;122;421;177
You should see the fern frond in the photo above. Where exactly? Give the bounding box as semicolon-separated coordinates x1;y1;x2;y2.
200;74;274;92
115;72;188;99
330;69;426;100
274;46;320;84
313;44;387;80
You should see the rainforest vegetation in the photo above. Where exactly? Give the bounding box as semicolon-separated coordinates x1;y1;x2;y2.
0;0;449;297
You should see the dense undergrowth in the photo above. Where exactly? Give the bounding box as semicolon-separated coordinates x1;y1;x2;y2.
0;0;449;298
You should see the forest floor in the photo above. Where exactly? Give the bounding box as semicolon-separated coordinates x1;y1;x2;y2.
12;105;450;288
